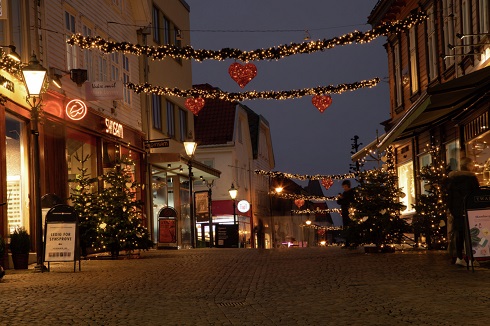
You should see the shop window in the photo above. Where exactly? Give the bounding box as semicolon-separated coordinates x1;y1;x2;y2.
445;139;460;172
398;161;415;215
467;132;490;185
5;115;29;233
66;129;97;196
419;153;432;194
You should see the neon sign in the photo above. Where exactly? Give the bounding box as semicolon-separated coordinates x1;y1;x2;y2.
65;99;87;120
105;118;124;138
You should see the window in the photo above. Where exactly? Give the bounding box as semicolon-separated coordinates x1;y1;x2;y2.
152;5;161;44
167;101;175;138
443;0;455;67
427;7;438;81
122;54;130;104
98;55;108;81
110;52;119;81
238;118;243;143
409;27;419;93
480;0;489;34
446;139;460;172
467;132;490;185
393;42;402;108
152;94;162;130
419;153;432;194
179;108;187;141
164;17;170;45
82;24;93;80
65;11;77;70
398;161;415;215
462;0;472;52
67;128;98;197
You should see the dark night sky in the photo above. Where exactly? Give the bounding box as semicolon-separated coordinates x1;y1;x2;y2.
186;1;390;211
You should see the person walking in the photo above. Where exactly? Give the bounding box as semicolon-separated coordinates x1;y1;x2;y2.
337;180;355;247
447;157;480;266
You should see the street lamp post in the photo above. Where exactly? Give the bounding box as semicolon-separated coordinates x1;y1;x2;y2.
184;141;197;248
21;53;47;271
228;183;238;247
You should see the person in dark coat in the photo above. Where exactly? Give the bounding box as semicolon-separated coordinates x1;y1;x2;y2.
447;157;479;266
337;180;355;247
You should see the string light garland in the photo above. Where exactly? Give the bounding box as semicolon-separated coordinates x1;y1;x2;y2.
270;191;339;202
255;169;356;181
293;208;341;215
0;52;24;76
66;11;427;62
301;224;343;231
126;78;380;102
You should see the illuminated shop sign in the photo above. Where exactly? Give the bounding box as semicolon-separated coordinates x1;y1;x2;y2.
65;99;87;120
104;118;123;138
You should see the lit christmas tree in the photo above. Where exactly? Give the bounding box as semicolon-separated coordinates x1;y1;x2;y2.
68;153;98;258
96;159;152;258
412;145;448;250
350;147;408;249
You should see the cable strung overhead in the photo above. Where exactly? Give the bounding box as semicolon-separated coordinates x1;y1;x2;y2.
126;78;380;101
67;10;427;62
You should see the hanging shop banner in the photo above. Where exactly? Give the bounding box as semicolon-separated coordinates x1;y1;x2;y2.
465;187;490;268
195;191;210;223
85;80;123;101
44;205;78;264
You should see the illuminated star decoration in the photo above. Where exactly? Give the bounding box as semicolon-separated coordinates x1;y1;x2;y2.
66;11;427;62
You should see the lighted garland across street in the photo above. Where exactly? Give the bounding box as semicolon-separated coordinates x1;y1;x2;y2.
270;192;339;202
293;208;342;215
255;169;356;181
302;224;343;231
67;11;427;62
126;78;379;102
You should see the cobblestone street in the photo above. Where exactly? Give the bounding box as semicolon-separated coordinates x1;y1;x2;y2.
1;247;490;325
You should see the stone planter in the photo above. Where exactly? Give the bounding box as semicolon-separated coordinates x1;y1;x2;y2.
12;253;29;269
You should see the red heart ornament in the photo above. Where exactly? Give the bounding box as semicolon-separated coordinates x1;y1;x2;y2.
294;199;305;208
312;95;332;113
321;178;334;190
185;98;205;115
228;62;257;88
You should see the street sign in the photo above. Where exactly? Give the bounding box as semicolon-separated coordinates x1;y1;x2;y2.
145;140;170;148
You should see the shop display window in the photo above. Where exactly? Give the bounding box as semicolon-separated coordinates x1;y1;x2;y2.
445;139;460;173
398;161;416;215
66;129;97;195
419;153;431;194
467;132;490;185
5;115;29;233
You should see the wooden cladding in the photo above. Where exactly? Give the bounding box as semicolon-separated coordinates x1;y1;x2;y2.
464;112;489;141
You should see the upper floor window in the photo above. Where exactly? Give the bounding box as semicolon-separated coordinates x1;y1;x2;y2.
409;27;419;93
122;54;131;105
238;118;243;143
110;52;119;81
393;42;402;108
442;0;455;67
167;101;175;138
152;94;162;131
427;7;438;82
65;11;77;70
462;0;472;52
82;24;93;80
152;6;161;44
97;55;108;81
479;0;489;34
179;108;187;141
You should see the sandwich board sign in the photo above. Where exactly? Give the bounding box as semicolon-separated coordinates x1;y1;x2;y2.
44;204;80;272
464;187;490;271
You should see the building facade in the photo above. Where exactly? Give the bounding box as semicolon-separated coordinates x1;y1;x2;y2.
354;0;489;236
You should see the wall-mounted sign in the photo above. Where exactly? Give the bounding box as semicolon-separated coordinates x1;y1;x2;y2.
85;80;123;101
104;118;123;138
66;99;87;120
237;200;250;213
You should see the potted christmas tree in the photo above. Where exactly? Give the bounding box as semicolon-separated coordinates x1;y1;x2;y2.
10;228;30;269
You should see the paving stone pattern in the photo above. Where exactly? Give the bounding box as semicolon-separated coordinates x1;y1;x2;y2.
1;247;490;325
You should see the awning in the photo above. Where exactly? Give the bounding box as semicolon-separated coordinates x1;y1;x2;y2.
351;66;490;161
149;152;221;180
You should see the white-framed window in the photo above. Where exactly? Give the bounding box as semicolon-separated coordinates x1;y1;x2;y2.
409;27;419;93
479;0;489;34
398;161;416;215
152;5;161;44
122;54;130;104
110;52;119;81
65;11;77;70
82;24;93;80
97;55;108;81
151;94;162;131
427;7;438;81
393;42;402;107
443;0;455;67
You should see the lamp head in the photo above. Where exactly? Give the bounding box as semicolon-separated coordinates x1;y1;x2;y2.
22;53;47;97
184;141;197;157
229;183;238;200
